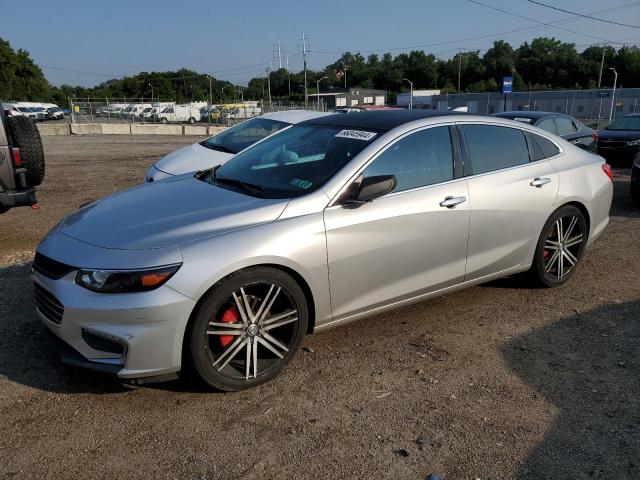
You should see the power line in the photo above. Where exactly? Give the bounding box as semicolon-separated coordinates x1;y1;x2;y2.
466;0;634;44
526;0;640;29
309;1;639;56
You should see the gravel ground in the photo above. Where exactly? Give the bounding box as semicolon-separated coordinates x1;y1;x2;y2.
0;135;638;480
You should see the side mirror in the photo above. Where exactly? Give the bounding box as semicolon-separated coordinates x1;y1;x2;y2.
344;175;396;206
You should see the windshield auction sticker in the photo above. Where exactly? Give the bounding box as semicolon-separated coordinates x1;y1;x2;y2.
335;130;378;141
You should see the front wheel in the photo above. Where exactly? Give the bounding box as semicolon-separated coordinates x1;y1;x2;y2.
188;267;308;391
529;205;587;287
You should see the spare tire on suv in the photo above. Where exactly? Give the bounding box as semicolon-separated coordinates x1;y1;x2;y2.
7;115;45;186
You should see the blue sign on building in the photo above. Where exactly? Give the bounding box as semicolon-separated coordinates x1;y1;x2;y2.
502;77;514;94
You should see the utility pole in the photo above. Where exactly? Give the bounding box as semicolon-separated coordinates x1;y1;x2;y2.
402;78;413;109
266;68;272;108
342;62;349;90
300;32;309;108
286;56;291;98
598;44;606;89
278;41;282;69
457;49;464;92
608;67;618;123
316;76;327;111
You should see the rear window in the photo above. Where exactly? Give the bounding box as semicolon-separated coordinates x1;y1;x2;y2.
462;125;530;175
556;117;575;136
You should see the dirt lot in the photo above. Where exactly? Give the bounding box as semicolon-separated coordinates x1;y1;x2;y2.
1;135;638;480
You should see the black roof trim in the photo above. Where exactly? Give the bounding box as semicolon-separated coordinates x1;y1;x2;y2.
300;110;472;131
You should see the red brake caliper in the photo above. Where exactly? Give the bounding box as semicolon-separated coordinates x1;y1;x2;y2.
219;305;239;348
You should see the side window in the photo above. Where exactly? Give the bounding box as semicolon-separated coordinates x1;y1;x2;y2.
361;126;454;193
556;117;574;136
571;120;581;132
537;118;557;134
461;125;529;175
534;134;560;158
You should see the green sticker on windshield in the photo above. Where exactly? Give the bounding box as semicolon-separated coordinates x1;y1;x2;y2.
290;178;313;189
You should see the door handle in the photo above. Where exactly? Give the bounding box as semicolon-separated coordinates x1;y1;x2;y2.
530;177;551;188
439;196;466;208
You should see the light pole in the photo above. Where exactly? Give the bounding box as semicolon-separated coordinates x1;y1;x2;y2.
237;89;244;103
208;75;213;107
148;83;154;103
402;78;413;110
316;76;327;111
608;67;618;123
221;85;231;103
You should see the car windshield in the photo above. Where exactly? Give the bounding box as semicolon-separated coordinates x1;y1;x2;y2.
606;117;640;131
201;117;289;155
204;123;380;198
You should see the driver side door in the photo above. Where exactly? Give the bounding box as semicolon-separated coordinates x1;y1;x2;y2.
323;125;470;321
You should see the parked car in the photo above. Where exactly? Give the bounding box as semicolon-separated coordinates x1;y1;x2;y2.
146;110;331;182
2;103;26;117
0;108;45;213
492;111;596;151
33;111;612;390
13;105;39;120
153;105;200;124
595;114;640;166
44;104;64;120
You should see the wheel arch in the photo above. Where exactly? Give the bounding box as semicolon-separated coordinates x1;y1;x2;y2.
180;262;318;373
560;200;591;235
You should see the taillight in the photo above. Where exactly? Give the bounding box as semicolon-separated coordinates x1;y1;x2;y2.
592;131;599;142
602;163;613;181
11;148;22;167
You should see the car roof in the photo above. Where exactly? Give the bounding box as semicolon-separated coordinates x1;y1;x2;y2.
260;110;333;124
301;110;468;131
492;111;561;120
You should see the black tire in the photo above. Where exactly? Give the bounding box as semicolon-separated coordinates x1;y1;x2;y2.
6;115;45;186
529;205;588;287
188;117;195;124
161;118;168;124
632;183;640;208
188;267;308;391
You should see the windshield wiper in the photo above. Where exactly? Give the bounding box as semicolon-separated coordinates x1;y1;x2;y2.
215;176;264;196
201;142;236;154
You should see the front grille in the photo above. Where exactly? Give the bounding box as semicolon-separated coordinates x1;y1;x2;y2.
34;283;64;324
33;252;76;279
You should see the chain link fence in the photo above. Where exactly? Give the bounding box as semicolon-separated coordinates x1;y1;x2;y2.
66;98;325;125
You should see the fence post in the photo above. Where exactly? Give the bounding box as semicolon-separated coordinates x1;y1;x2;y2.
69;97;75;125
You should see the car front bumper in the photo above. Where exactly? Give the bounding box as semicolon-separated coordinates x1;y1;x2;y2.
33;268;197;380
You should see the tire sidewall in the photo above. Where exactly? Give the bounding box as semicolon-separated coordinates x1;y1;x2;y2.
189;267;308;391
533;205;588;287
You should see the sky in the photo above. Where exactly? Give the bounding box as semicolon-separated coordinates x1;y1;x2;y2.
2;0;639;87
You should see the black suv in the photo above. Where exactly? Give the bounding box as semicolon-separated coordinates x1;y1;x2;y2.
0;107;45;213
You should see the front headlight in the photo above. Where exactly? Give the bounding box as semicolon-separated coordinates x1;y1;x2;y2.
75;264;181;293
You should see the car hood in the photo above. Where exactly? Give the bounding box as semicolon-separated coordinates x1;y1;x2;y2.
598;129;640;141
59;176;288;250
154;142;233;176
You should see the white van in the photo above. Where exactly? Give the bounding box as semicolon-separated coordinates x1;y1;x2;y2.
154;104;200;124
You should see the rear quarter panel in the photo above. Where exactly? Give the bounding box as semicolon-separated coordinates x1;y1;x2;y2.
549;147;612;246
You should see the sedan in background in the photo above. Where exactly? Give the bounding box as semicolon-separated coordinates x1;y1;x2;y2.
492;111;596;151
596;114;640;166
34;111;612;391
145;110;330;182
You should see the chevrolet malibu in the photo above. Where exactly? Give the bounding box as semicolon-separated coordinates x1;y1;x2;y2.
33;111;613;391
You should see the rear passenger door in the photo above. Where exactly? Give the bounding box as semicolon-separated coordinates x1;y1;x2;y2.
459;123;560;281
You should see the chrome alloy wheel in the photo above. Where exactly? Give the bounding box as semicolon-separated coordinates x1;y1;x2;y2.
543;214;584;280
205;282;300;381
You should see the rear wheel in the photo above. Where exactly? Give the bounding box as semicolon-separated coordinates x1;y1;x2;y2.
6;115;45;186
188;267;308;391
188;117;196;124
529;205;587;287
632;182;640;207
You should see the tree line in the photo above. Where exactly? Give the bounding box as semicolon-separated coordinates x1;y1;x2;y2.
1;36;639;106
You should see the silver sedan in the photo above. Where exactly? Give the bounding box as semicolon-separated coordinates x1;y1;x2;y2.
33;111;613;391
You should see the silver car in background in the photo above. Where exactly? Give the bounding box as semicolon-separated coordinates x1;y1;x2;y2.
33;111;613;391
145;110;330;182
